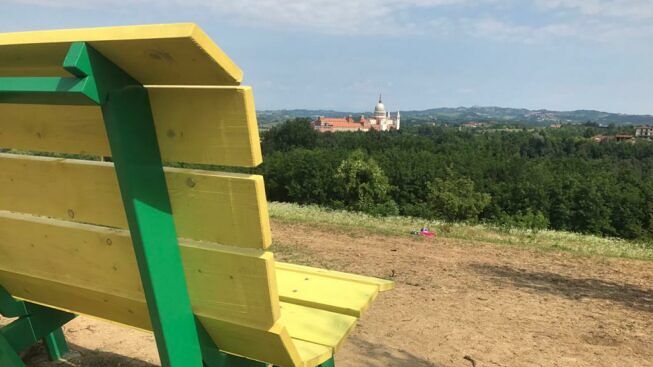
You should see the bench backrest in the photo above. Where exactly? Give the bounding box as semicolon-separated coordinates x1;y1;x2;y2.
0;23;314;367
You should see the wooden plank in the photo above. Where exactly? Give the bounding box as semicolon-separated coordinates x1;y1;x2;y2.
0;153;271;249
0;270;305;367
0;23;242;85
0;86;263;167
293;339;332;367
277;262;394;291
0;210;334;367
280;302;357;351
199;317;332;367
194;317;299;367
276;265;380;317
0;210;278;328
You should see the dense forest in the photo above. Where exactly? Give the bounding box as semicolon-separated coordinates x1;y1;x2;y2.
255;119;653;243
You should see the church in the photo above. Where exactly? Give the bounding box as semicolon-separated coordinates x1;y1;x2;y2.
313;95;400;132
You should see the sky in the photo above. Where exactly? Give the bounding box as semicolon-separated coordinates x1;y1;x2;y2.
1;0;652;114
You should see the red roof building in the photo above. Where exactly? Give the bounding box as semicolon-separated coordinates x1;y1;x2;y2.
313;95;400;133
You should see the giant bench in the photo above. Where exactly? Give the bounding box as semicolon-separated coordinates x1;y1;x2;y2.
0;23;393;367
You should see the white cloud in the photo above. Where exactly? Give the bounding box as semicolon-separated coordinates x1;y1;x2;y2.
7;0;653;43
535;0;653;20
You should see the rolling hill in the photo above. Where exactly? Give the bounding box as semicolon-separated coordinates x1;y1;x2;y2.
257;106;653;126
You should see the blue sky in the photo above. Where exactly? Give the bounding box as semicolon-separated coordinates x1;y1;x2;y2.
1;0;652;114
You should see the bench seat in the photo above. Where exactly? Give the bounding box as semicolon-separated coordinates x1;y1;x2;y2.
0;209;392;367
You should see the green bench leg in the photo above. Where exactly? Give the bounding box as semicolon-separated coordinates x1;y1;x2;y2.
43;328;69;361
62;42;203;367
0;332;26;367
0;286;74;363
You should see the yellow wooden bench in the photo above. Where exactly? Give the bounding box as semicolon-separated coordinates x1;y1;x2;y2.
0;23;392;367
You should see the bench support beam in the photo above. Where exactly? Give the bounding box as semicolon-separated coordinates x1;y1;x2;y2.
66;42;205;367
0;286;74;365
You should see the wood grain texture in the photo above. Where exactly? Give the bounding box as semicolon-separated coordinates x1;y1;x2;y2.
0;86;262;167
0;153;271;249
277;265;379;317
0;23;242;85
280;302;357;351
0;210;278;329
0;211;338;367
277;262;395;292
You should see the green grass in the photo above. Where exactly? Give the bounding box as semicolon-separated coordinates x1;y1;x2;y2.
268;201;653;261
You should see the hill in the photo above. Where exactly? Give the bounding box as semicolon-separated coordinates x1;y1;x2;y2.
257;106;653;126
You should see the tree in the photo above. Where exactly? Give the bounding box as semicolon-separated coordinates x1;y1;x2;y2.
424;175;491;222
335;150;398;216
261;118;317;154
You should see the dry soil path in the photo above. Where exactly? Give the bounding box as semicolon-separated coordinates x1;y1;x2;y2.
8;220;652;367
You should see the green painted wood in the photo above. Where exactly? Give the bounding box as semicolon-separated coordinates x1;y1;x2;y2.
64;42;203;367
63;42;138;104
0;302;74;353
43;328;69;361
0;332;25;367
0;286;27;318
1;317;39;352
0;77;97;105
318;357;335;367
0;286;72;363
22;303;75;340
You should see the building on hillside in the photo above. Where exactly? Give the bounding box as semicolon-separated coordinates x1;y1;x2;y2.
635;125;653;138
313;95;400;132
615;134;635;142
460;121;486;128
592;134;635;143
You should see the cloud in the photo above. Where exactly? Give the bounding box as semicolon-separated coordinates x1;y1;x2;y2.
7;0;653;43
535;0;653;20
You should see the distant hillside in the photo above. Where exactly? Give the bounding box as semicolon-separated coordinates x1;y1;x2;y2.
257;106;653;126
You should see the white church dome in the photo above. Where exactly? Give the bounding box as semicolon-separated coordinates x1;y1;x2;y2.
374;94;386;116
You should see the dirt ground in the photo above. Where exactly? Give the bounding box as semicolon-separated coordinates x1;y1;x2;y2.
10;220;653;367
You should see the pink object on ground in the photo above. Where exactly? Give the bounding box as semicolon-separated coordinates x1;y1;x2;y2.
420;229;436;238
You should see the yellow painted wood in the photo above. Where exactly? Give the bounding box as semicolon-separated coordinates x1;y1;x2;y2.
0;210;278;328
277;262;395;292
293;339;332;367
280;302;357;351
0;86;262;167
0;153;271;249
0;269;323;367
0;23;242;85
276;264;380;317
0;211;296;366
148;86;262;166
0;210;341;367
197;317;300;367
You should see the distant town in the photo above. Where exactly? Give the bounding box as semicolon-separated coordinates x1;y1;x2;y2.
257;103;653;142
312;95;400;132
